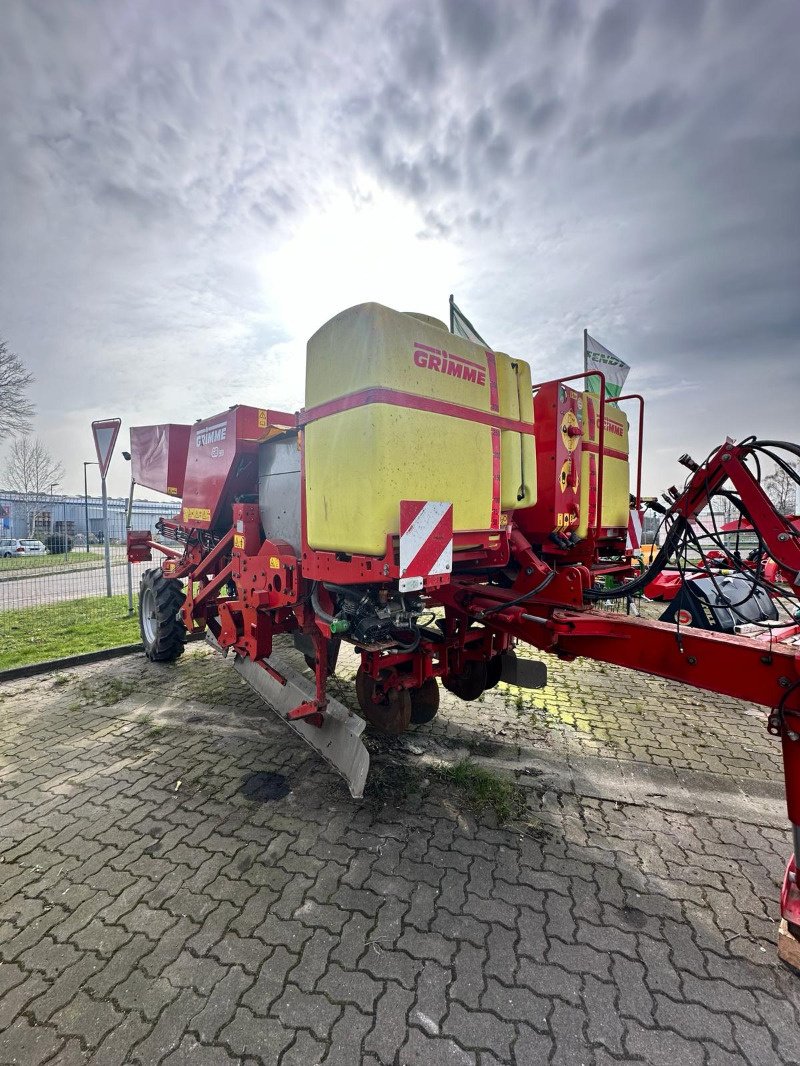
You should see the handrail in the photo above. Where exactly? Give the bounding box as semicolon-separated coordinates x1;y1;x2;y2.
615;393;644;509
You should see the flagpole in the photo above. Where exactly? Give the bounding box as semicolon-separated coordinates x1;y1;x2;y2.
584;328;592;394
449;294;455;334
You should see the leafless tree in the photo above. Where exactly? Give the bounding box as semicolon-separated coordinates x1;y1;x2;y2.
764;462;798;515
5;437;65;534
0;340;35;440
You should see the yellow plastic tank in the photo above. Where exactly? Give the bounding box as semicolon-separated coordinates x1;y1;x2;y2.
576;392;630;538
304;302;536;556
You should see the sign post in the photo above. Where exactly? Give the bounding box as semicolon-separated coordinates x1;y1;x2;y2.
91;418;121;598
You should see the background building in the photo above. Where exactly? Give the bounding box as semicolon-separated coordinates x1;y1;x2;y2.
0;490;177;543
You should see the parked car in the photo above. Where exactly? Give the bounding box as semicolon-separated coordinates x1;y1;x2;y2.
0;538;47;557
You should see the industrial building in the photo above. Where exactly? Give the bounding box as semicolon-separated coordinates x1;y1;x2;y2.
0;490;176;543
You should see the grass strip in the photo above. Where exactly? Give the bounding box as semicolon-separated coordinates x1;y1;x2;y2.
0;595;139;670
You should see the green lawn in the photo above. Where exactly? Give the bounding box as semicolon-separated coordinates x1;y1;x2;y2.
0;595;140;670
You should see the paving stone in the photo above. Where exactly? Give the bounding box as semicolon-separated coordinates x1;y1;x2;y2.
280;1029;327;1066
112;965;180;1020
0;1017;64;1066
321;1003;373;1064
442;1002;515;1058
131;987;207;1063
190;965;255;1043
317;961;383;1008
162;1035;238;1065
363;981;415;1061
625;1019;706;1066
49;990;123;1049
0;643;797;1066
218;1005;294;1061
241;946;297;1015
401;1027;477;1065
271;983;341;1038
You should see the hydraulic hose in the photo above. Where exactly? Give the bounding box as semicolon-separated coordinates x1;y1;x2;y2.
584;514;690;602
311;583;336;625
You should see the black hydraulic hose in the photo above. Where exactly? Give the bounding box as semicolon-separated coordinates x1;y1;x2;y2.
584;514;690;601
750;440;800;464
477;567;557;618
311;583;336;625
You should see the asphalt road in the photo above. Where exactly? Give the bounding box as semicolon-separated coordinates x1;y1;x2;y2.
0;559;151;609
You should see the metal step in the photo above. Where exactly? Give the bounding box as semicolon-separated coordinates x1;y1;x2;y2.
231;651;370;799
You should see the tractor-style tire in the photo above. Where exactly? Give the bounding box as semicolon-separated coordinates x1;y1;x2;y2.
139;568;186;663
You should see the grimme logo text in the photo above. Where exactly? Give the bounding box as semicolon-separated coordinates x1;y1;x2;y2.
196;422;227;447
413;343;486;385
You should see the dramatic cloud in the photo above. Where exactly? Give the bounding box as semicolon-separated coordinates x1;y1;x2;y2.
0;0;797;498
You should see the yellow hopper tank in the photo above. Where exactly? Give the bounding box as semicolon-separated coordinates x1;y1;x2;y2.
304;302;537;556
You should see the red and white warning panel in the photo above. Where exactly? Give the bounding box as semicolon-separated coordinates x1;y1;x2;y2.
627;507;643;555
399;500;454;592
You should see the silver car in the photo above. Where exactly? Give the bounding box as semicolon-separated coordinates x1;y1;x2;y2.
0;538;47;557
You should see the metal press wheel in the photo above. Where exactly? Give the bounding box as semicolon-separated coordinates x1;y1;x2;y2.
139;568;186;663
409;678;440;725
442;659;488;702
355;669;412;735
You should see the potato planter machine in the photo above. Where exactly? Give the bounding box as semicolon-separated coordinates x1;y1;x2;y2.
125;302;800;933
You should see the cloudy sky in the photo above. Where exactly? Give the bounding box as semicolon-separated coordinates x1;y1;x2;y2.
1;0;798;500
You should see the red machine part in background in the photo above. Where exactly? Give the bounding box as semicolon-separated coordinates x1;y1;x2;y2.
130;424;191;498
179;407;295;532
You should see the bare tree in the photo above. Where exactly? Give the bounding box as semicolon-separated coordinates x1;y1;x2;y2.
0;340;35;440
763;462;798;515
5;437;65;534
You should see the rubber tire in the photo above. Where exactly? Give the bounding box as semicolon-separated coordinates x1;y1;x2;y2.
355;669;412;735
139;568;186;662
410;678;440;725
442;660;488;702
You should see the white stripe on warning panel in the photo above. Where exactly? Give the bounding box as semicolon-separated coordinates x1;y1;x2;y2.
401;500;451;562
627;509;643;552
427;538;453;577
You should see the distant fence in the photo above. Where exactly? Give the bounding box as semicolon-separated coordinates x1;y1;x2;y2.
0;545;151;671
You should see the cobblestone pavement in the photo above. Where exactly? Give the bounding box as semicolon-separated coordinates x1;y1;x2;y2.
1;639;799;1065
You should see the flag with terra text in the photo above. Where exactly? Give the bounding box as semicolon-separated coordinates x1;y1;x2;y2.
450;294;490;348
584;331;630;399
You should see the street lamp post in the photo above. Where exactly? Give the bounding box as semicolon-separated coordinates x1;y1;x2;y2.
83;461;98;554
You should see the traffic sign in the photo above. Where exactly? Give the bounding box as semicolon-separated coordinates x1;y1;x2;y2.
92;418;121;479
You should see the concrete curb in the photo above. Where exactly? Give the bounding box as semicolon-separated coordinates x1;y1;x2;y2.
0;644;143;682
0;631;207;683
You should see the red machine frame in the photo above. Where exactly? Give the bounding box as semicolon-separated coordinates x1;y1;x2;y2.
129;404;800;928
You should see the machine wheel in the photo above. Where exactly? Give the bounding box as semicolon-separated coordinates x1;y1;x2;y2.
410;678;440;725
442;660;487;702
139;568;186;663
485;654;504;690
355;669;412;735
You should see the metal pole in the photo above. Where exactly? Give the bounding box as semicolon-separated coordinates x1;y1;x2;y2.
83;463;91;553
126;477;135;615
101;475;112;597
